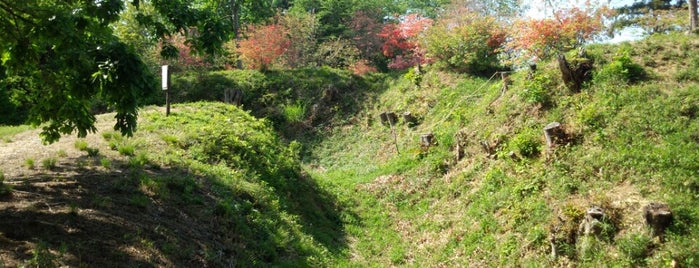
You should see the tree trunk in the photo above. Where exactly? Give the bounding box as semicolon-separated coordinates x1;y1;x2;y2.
232;0;243;69
691;0;698;33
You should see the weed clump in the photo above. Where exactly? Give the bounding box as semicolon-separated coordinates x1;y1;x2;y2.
0;171;11;197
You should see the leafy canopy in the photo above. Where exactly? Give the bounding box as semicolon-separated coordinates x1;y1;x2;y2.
0;0;229;143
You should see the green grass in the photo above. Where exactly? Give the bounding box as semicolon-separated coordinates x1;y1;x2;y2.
0;125;32;142
74;140;89;151
298;33;699;266
7;33;699;267
282;102;307;123
25;158;35;169
0;171;11;197
41;157;57;170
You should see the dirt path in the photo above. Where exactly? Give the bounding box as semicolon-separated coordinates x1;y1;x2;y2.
0;114;118;179
0;112;190;267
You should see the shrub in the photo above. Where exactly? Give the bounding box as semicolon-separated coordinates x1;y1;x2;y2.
239;23;291;70
520;72;553;106
314;38;361;69
379;14;433;69
594;48;647;85
509;129;542;158
425;9;505;74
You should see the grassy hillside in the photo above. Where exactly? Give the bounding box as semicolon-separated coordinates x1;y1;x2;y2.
305;32;699;266
0;103;345;267
1;32;699;267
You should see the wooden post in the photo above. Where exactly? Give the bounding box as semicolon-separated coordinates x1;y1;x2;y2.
162;65;171;116
500;72;510;93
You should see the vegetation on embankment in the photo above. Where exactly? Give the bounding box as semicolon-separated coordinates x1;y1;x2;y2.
302;32;699;266
2;32;699;267
0;103;346;267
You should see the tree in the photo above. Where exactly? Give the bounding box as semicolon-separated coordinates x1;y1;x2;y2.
379;14;433;69
200;0;275;68
238;23;291;70
612;0;686;34
424;7;506;74
278;11;319;68
690;0;698;31
0;0;228;143
349;9;387;68
507;5;611;63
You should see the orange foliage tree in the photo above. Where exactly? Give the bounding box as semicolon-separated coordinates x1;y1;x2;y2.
507;5;612;63
238;23;291;70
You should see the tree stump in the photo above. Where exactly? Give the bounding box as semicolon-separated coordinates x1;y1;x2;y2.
557;52;593;93
543;122;564;148
578;206;605;236
322;87;338;102
379;112;398;127
402;112;418;127
643;202;672;238
420;133;435;149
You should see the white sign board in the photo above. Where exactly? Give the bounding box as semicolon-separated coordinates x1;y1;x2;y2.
161;65;170;90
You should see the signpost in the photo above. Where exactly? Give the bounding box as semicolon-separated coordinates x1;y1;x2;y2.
161;65;171;116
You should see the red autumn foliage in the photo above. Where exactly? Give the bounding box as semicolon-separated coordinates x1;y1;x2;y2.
378;14;433;69
507;5;613;62
349;10;384;61
163;33;210;70
239;23;291;70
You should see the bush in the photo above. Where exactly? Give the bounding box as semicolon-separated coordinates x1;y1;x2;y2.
521;72;553;106
425;11;505;74
314;38;361;69
594;48;646;85
509;129;542;158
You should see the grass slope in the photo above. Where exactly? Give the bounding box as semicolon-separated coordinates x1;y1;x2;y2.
307;32;699;266
2;32;699;267
0;103;345;267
